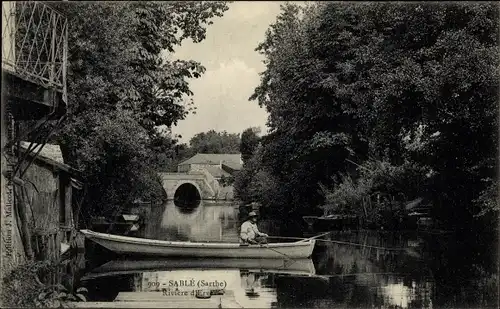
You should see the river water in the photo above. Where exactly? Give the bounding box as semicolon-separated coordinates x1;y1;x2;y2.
70;200;498;308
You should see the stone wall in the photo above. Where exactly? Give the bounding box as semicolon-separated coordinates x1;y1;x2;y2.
177;164;189;173
190;163;220;172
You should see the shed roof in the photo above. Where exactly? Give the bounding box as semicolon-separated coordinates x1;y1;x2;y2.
20;141;64;164
19;141;81;176
178;153;242;166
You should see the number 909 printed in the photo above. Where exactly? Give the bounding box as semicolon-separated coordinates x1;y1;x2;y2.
148;279;227;289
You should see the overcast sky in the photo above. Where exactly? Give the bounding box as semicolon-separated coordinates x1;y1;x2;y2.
170;1;284;144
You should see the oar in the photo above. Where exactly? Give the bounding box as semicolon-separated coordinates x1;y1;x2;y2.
268;232;330;243
268;236;306;240
269;234;408;251
297;232;331;242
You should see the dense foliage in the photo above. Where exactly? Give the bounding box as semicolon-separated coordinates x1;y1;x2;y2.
188;130;241;154
240;127;261;164
235;2;499;230
49;2;229;220
164;130;241;171
321;159;428;228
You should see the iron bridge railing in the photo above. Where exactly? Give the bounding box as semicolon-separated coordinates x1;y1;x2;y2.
2;1;68;96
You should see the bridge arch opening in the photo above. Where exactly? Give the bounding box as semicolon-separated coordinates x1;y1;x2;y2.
174;182;201;212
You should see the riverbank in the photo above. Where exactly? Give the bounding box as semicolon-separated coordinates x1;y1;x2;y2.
1;260;87;308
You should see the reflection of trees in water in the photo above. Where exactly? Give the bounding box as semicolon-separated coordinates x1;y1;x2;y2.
60;253;87;293
156;226;190;241
307;230;497;308
301;231;432;307
85;275;136;302
424;231;498;307
315;232;427;278
275;273;433;308
315;242;383;276
143;203;166;238
275;276;331;307
328;230;417;249
217;207;238;229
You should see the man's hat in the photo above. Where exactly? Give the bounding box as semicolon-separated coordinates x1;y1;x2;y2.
248;211;258;218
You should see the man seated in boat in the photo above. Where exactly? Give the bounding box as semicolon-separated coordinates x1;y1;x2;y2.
240;211;269;245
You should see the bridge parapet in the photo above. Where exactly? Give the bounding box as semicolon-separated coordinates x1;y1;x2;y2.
158;171;218;200
160;172;205;179
196;168;220;197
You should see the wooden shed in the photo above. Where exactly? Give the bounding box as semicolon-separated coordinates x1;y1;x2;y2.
16;141;83;262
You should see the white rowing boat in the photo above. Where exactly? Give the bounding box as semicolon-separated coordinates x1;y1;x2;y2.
80;229;316;259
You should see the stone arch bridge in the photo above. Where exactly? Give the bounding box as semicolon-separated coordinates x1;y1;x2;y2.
158;169;233;200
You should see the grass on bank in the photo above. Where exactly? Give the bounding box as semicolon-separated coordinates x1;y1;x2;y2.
1;261;87;308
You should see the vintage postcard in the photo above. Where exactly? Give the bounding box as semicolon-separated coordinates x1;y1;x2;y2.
1;1;498;308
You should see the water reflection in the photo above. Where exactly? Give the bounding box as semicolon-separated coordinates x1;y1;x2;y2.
152;200;240;242
175;199;201;215
277;231;435;309
138;269;277;308
81;258;316;279
82;266;281;307
77;202;497;308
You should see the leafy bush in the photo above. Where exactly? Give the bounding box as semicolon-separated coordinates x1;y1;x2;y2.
321;159;427;228
1;261;88;308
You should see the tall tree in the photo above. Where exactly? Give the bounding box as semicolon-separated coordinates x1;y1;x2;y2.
188;130;241;154
245;3;357;215
238;2;499;229
51;2;229;219
240;127;261;164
